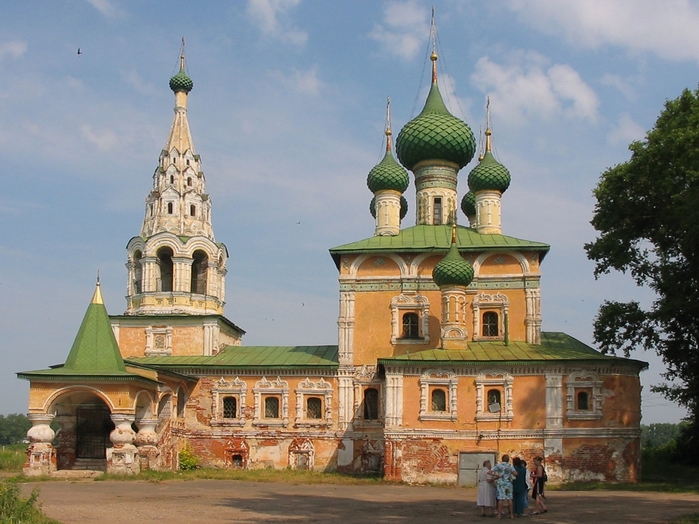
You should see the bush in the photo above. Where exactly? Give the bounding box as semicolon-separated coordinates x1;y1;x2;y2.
0;480;58;523
178;447;199;471
0;445;27;472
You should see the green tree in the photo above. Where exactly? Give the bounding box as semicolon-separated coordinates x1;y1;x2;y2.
585;87;699;465
0;414;30;445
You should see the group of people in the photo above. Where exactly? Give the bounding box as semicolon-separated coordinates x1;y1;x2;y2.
476;455;548;518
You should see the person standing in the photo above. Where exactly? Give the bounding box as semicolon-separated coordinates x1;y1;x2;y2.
492;454;517;519
530;456;548;515
477;459;496;517
512;457;527;516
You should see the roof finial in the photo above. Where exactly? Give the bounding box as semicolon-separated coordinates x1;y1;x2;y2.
430;7;438;84
385;97;393;152
451;218;458;244
485;96;492;153
92;271;104;305
179;36;186;71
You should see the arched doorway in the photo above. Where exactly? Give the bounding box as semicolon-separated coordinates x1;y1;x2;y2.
51;391;114;470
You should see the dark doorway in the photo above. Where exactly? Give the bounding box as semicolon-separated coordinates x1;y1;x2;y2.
76;405;113;459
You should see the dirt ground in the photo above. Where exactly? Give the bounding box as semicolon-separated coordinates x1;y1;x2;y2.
22;480;699;524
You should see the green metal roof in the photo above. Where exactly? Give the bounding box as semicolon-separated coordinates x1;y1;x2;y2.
433;242;474;287
126;345;339;369
18;284;148;383
468;151;511;193
378;332;648;369
330;224;549;267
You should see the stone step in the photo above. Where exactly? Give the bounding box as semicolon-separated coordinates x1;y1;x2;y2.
72;458;107;471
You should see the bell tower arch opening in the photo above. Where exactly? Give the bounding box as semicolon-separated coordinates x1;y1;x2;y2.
191;250;208;295
157;247;174;292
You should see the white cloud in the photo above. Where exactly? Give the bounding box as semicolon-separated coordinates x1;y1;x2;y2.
600;73;639;101
85;0;120;18
471;51;599;125
81;124;119;151
509;0;699;64
607;113;646;147
369;0;428;60
269;66;323;95
246;0;307;47
0;41;27;61
121;69;158;96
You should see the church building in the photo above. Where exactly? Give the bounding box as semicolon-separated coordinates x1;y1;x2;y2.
18;39;646;484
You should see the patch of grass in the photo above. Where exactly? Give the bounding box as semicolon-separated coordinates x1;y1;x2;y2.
672;514;699;524
0;445;26;472
96;467;390;485
0;479;59;523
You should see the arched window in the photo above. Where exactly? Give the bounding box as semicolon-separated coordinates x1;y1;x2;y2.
487;389;502;412
187;177;192;186
577;391;589;411
433;197;442;225
306;397;322;419
133;251;143;294
402;312;419;339
223;397;237;419
363;388;379;420
191;250;208;294
264;397;279;418
167;202;174;214
483;311;499;337
176;387;187;418
157;247;174;292
170;175;174;184
431;389;446;412
190;205;196;217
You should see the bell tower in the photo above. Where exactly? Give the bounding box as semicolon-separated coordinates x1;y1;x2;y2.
125;40;227;316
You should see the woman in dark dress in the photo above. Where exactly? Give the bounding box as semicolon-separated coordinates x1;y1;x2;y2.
530;456;548;514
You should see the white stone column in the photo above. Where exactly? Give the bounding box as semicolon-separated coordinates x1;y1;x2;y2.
525;288;542;344
135;418;159;471
338;291;355;365
413;162;458;225
439;286;468;349
203;320;219;356
107;414;139;475
24;413;56;477
384;372;404;427
544;373;563;470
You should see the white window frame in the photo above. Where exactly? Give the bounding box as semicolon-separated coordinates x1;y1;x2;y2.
391;293;430;345
294;377;333;427
145;326;173;356
472;292;509;341
419;370;458;421
475;370;514;421
566;371;603;420
211;377;247;427
253;376;289;427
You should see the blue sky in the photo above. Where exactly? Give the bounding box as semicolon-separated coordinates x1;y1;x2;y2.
1;0;696;423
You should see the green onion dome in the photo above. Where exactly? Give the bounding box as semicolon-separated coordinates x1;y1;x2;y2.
370;195;408;220
169;69;193;94
396;83;476;171
432;242;474;288
367;150;409;193
461;191;476;217
467;151;511;193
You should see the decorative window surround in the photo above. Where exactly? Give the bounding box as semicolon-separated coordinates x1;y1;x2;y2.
472;293;509;342
294;377;333;427
419;370;458;421
353;365;384;427
289;438;314;470
253;376;289;427
566;371;603;420
475;370;514;421
391;293;430;345
145;326;173;356
211;377;246;427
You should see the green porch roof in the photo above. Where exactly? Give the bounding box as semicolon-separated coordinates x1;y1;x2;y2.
126;345;339;369
329;225;549;268
378;332;648;369
18;283;150;383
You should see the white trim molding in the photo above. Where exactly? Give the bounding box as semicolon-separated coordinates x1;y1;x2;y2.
566;370;603;420
294;377;333;427
252;376;289;427
390;293;430;345
419;370;458;422
211;376;247;427
475;370;514;422
472;292;509;341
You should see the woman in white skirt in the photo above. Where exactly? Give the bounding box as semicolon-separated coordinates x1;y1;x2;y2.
477;459;497;517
